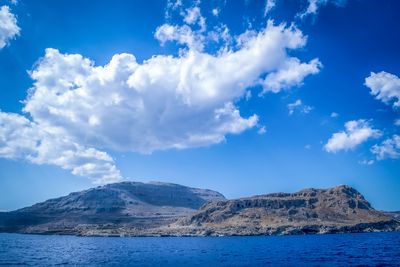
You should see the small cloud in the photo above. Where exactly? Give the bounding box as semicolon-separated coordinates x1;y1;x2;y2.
302;105;313;114
257;125;267;135
287;99;313;115
245;90;252;101
0;5;20;49
305;144;311;150
394;119;400;126
288;99;302;115
330;112;339;118
358;159;374;165
212;8;219;17
324;119;382;153
264;0;276;16
183;6;206;32
298;0;347;19
371;135;400;160
365;71;400;109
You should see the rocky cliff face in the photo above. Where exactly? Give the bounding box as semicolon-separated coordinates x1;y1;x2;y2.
170;185;398;236
0;183;398;236
0;181;225;233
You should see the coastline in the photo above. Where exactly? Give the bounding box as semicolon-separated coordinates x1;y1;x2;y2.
3;219;399;238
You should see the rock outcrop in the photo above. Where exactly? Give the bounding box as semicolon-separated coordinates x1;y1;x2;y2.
0;183;398;236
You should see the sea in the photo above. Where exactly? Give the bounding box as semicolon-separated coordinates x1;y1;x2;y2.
0;232;399;266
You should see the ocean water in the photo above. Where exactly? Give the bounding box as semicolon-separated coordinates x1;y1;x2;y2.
0;232;399;266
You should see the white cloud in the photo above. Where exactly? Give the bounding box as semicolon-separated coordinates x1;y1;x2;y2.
288;99;301;115
212;8;219;17
155;24;205;51
183;7;206;32
209;24;232;45
264;0;276;16
324;120;382;153
371;135;400;160
365;71;400;108
298;0;346;18
257;125;267;135
165;0;182;19
0;21;320;184
358;159;374;165
302;105;313;114
262;57;321;94
287;99;313;115
395;119;400;126
299;0;320;18
0;112;122;184
28;22;310;154
330;112;338;118
0;5;20;49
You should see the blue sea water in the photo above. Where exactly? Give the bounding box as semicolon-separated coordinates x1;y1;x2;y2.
0;232;399;266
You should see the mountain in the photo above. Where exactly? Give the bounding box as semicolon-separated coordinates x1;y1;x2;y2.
0;181;225;234
0;183;398;236
170;185;399;236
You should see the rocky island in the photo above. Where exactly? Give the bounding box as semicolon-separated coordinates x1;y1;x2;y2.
0;182;398;236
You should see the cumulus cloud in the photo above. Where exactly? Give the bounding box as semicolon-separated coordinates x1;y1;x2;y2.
0;112;122;184
324;120;382;153
0;5;20;49
371;135;400;160
0;20;320;184
262;58;321;94
287;99;313;115
365;71;400;108
27;22;316;153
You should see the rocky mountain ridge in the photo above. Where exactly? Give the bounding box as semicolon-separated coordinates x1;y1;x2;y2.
0;183;398;236
0;181;225;233
170;185;399;236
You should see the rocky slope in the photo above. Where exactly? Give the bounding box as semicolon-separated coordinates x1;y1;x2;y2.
0;181;225;234
168;185;399;236
384;211;400;221
0;183;398;236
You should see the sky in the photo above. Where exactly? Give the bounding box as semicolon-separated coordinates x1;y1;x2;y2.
0;0;399;211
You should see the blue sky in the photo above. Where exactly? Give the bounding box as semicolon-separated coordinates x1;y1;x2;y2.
0;0;399;211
